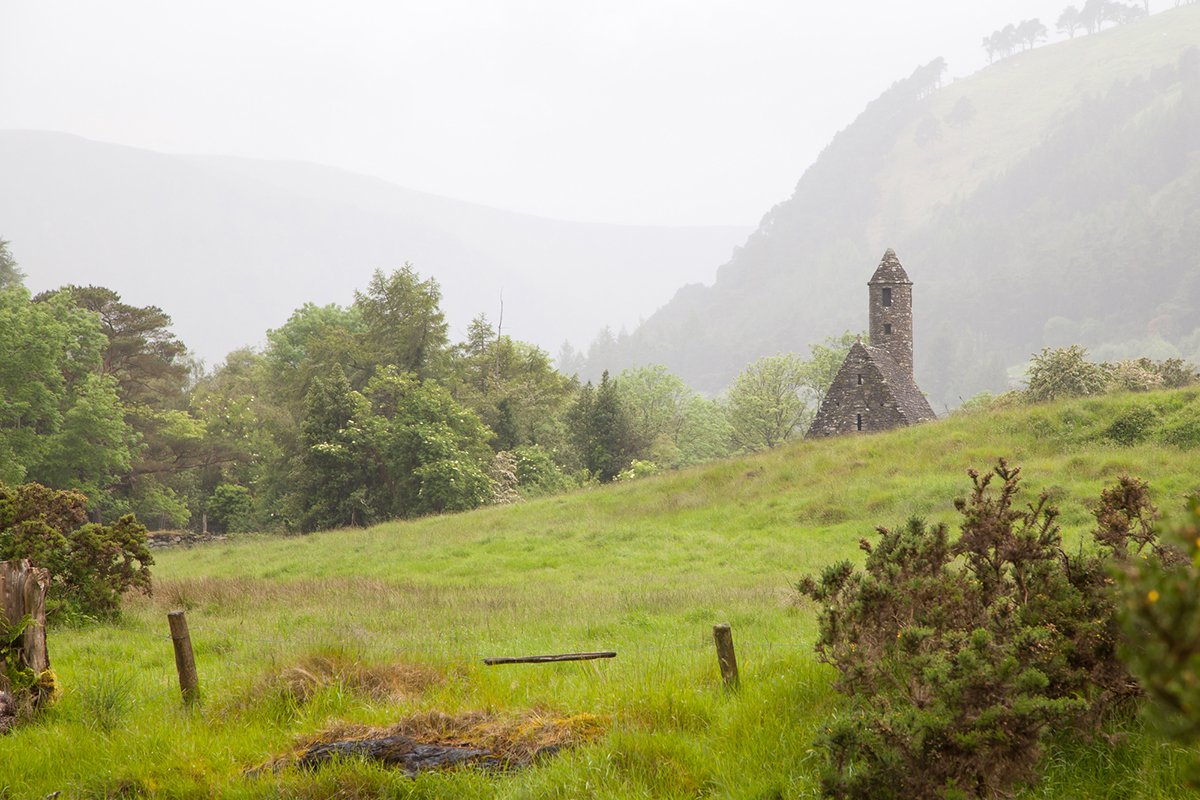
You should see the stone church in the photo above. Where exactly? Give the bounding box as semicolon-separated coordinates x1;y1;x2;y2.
807;249;936;438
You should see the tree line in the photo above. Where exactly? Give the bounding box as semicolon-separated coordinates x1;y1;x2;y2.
982;1;1167;64
0;239;855;533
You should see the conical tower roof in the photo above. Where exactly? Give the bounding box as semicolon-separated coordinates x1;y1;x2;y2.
868;248;911;285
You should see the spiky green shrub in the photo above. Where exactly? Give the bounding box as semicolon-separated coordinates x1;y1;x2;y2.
798;462;1170;799
0;482;153;620
1117;496;1200;783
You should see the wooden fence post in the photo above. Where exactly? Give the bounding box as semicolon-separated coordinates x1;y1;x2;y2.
167;610;200;705
712;623;739;690
0;559;51;677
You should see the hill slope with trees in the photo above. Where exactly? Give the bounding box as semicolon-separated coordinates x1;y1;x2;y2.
591;5;1200;409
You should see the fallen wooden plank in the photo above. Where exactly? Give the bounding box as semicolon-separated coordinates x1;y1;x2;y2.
483;651;616;666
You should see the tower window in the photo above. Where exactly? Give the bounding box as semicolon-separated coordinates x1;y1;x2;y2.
882;287;892;307
884;323;893;334
856;414;864;431
857;374;863;385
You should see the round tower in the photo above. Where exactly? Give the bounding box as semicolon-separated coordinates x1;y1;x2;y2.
868;248;914;377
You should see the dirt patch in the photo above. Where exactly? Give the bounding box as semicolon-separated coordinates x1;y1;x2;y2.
255;709;607;777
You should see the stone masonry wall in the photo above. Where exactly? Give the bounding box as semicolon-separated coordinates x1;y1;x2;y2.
868;282;913;377
808;345;909;438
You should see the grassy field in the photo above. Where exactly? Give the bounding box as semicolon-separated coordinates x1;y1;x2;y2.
3;389;1199;798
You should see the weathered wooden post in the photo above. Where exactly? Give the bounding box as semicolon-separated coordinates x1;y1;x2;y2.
167;610;200;705
712;623;739;690
0;559;51;677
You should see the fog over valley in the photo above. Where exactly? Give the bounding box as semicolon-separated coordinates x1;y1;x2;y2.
0;0;1089;369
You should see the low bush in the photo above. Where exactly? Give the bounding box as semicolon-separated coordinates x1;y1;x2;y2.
1158;404;1200;449
798;461;1172;799
1104;405;1160;445
0;482;153;620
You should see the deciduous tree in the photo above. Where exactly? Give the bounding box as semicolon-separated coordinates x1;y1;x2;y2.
1058;6;1083;37
0;239;23;290
1024;345;1109;402
727;354;811;452
299;366;371;530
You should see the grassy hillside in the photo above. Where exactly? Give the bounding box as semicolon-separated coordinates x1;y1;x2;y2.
3;390;1199;798
602;6;1200;407
881;13;1200;230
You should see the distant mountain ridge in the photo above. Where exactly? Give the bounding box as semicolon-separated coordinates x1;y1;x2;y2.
0;131;750;366
594;5;1200;408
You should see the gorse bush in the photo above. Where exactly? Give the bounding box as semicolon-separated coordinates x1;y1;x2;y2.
0;482;153;620
1117;496;1200;783
798;461;1173;799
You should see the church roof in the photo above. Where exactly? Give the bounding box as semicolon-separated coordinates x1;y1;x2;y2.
868;248;911;285
863;344;936;423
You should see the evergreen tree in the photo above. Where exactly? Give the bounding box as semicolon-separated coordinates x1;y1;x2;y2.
354;265;449;379
588;371;632;481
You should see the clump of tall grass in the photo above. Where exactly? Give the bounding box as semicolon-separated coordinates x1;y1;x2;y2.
78;670;138;733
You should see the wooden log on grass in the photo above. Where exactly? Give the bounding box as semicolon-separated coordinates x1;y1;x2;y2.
483;651;616;666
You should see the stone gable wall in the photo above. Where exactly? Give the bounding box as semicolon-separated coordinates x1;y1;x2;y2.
808;347;908;438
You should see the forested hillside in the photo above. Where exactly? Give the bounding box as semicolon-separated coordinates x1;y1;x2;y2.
591;6;1200;409
0;131;747;364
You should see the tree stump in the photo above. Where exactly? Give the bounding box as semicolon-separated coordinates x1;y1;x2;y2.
0;559;51;723
1;560;50;676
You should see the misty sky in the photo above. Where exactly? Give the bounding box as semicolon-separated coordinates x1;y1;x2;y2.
1;0;1069;226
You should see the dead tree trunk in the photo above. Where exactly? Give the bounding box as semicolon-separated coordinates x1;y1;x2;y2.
0;559;51;680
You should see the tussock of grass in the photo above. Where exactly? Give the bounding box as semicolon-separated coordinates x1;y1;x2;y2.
78;670;139;733
248;650;447;707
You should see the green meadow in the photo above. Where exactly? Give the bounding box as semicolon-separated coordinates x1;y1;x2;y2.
3;389;1199;799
